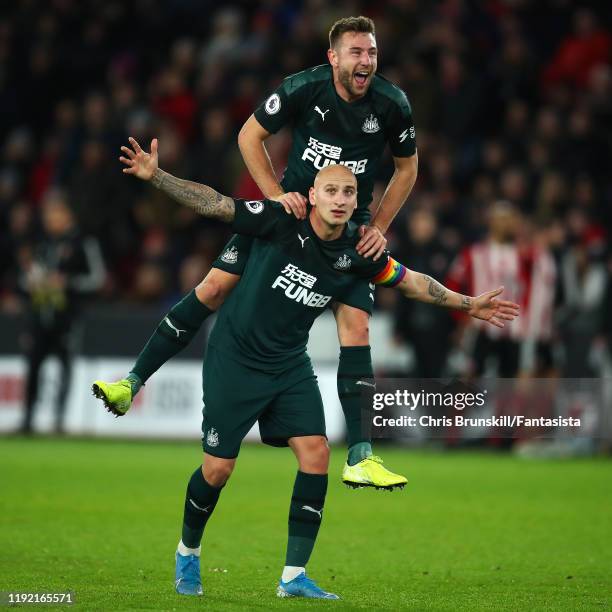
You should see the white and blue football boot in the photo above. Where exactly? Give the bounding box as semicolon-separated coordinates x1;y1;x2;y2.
277;572;339;599
174;552;203;596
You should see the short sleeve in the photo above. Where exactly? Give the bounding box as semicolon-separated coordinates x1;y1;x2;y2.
336;279;375;316
232;199;289;240
352;251;392;280
386;92;417;157
254;75;304;134
333;252;392;314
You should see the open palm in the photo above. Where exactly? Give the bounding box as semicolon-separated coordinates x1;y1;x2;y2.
469;287;520;329
119;137;158;180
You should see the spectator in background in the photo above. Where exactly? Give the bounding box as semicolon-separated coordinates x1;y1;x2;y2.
446;201;524;377
438;51;483;145
516;219;557;377
601;256;612;368
188;107;236;194
543;8;611;90
557;209;607;377
19;190;105;433
394;208;454;377
0;201;34;310
152;69;197;143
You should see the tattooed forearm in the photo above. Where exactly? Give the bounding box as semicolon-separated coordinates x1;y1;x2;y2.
151;168;235;222
423;274;448;306
461;295;473;312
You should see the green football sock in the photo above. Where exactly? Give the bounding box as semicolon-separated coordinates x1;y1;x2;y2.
181;467;223;549
126;372;143;397
131;290;213;387
285;471;328;567
347;441;372;466
337;345;374;464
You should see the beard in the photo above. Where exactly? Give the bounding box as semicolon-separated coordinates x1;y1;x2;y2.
338;65;360;99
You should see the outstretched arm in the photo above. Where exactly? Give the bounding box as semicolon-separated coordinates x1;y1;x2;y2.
150;167;235;222
372;258;520;328
119;137;235;222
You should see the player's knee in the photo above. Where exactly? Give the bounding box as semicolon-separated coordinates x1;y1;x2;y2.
202;458;234;487
339;322;370;346
298;437;330;473
195;271;234;310
336;308;370;346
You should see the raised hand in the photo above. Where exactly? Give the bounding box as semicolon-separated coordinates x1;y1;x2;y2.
119;137;158;181
468;287;520;329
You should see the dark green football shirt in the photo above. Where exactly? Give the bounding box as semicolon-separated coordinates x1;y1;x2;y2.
208;199;389;371
254;65;417;225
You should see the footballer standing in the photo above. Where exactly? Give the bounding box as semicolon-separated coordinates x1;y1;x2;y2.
96;16;418;489
96;149;518;599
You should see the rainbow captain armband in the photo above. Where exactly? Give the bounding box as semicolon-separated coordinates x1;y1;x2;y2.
371;257;407;287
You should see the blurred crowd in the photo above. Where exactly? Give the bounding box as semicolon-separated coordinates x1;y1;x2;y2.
1;0;611;378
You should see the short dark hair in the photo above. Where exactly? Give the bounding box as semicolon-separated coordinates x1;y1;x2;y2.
329;16;375;49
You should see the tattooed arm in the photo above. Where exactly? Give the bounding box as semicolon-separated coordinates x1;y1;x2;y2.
396;269;470;310
371;258;520;328
402;270;520;328
150;168;235;222
119;137;235;222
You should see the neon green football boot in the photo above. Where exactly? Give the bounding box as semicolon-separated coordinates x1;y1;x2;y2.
92;379;133;417
342;456;407;491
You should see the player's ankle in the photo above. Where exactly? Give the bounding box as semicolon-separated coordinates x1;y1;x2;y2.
126;372;143;396
347;442;372;466
177;540;201;557
281;566;305;582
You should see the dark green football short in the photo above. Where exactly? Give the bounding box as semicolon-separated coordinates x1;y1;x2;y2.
201;346;326;458
212;234;254;275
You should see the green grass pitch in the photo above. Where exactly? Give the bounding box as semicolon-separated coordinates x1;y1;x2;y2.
1;438;610;610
